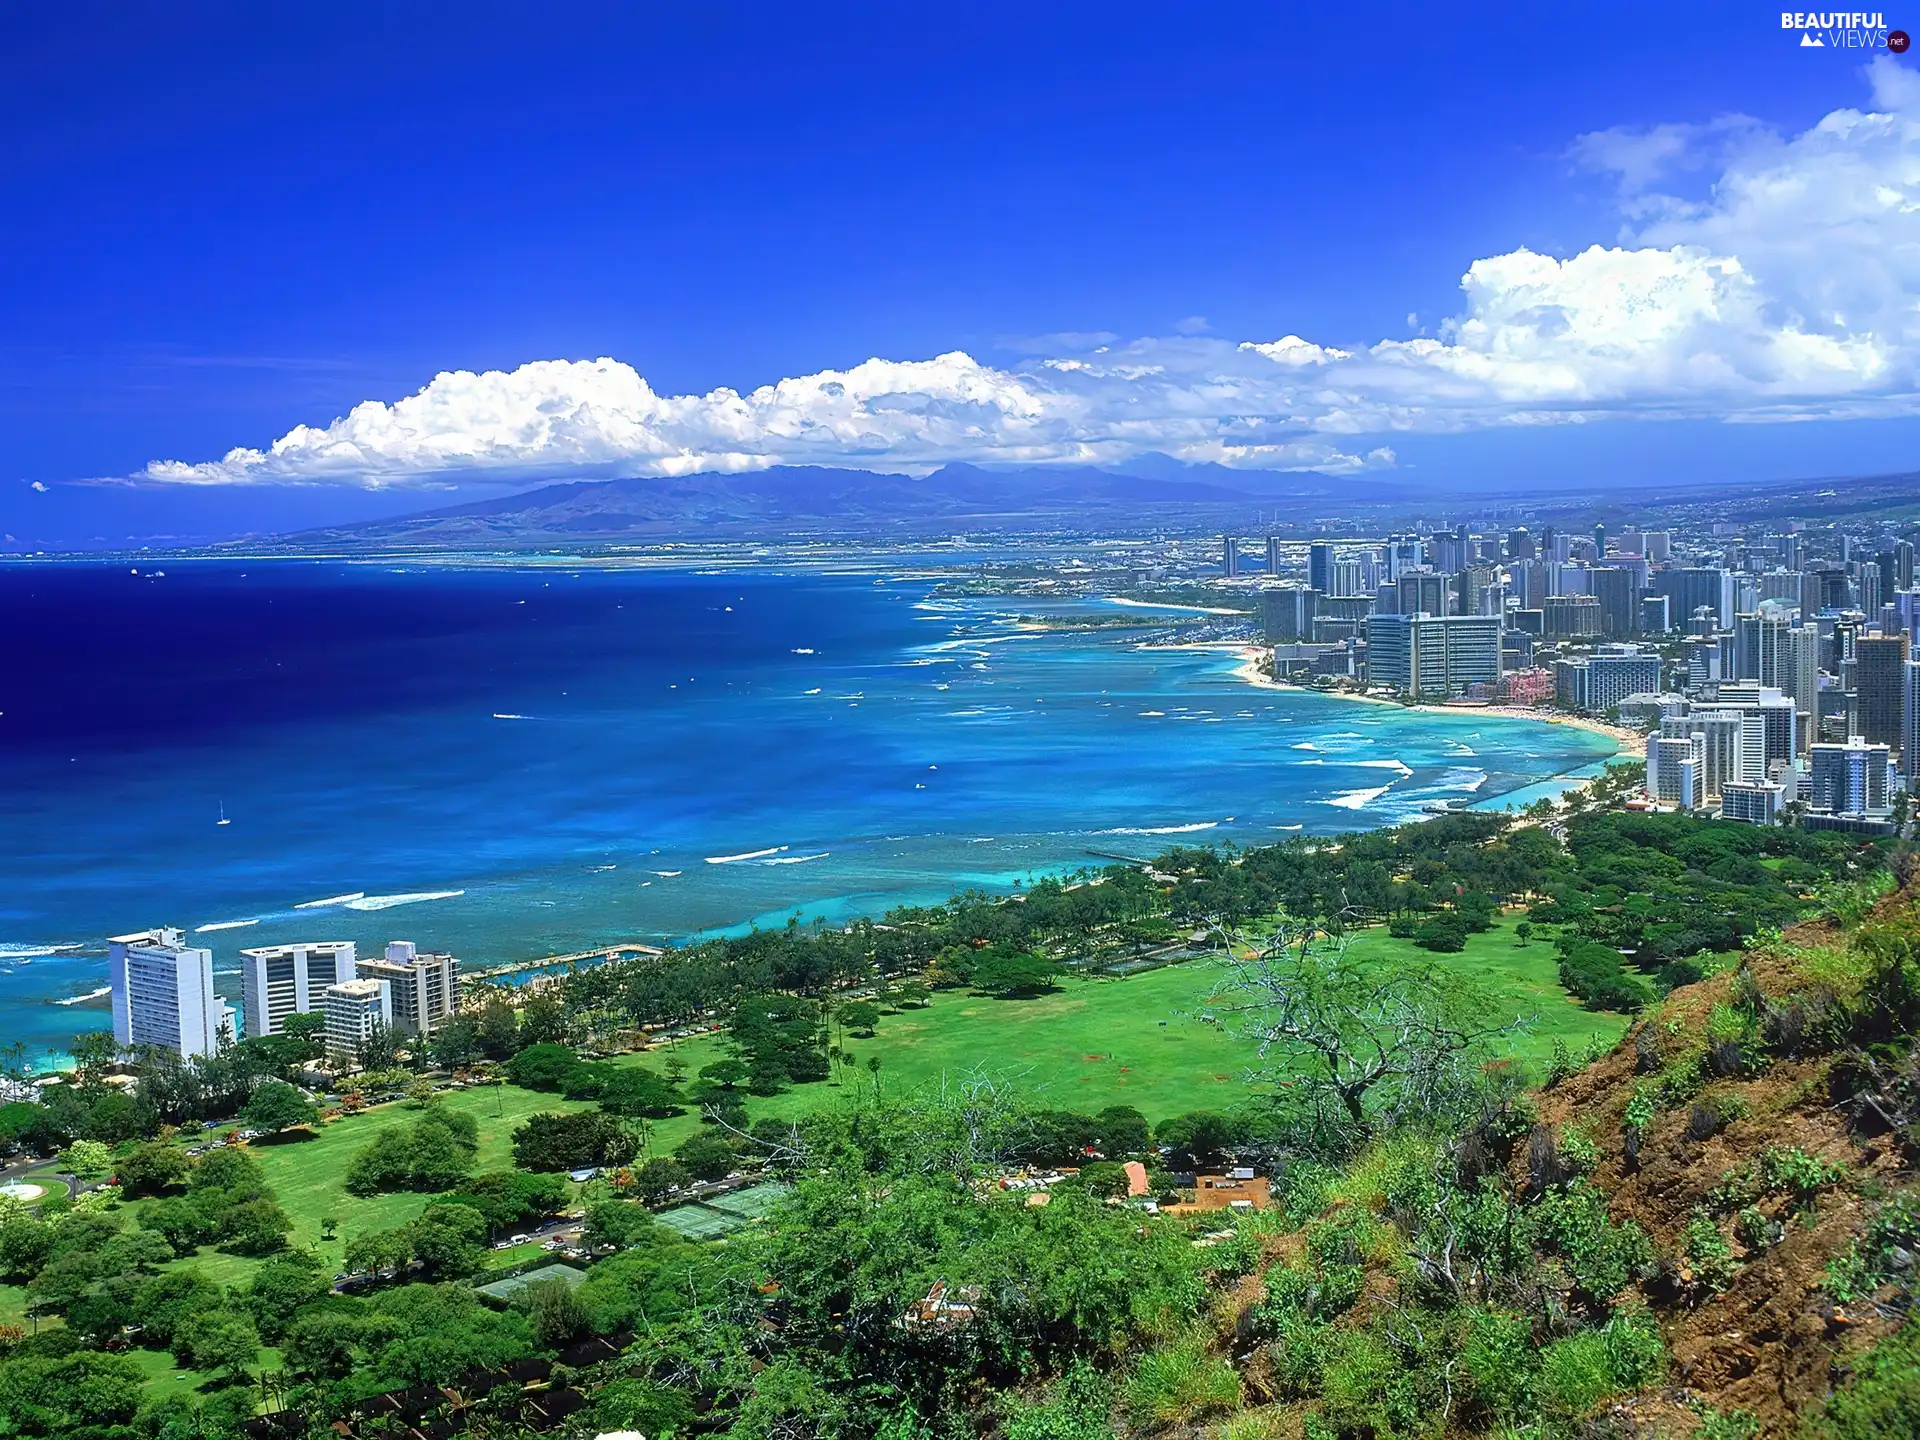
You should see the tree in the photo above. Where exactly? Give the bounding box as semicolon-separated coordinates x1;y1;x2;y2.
240;1080;318;1137
519;994;571;1046
475;999;522;1060
282;1010;329;1060
345;1105;478;1193
219;1197;294;1254
404;1203;487;1278
134;1268;223;1346
517;1275;589;1347
282;1311;363;1382
504;1043;582;1092
698;1058;749;1090
68;1033;120;1088
238;1252;332;1342
674;1131;735;1182
511;1111;633;1172
971;950;1065;998
1155;1111;1239;1170
1096;1105;1151;1158
1413;913;1469;953
1076;1160;1132;1199
0;1349;146;1437
80;1090;154;1145
1217;920;1528;1157
57;1139;112;1182
1515;921;1535;947
597;1067;682;1118
837;1001;881;1036
427;1014;482;1069
633;1157;690;1204
583;1199;656;1253
113;1139;190;1197
175;1310;262;1382
356;1020;403;1072
437;1170;568;1234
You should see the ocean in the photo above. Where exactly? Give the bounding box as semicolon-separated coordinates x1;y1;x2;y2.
0;557;1615;1062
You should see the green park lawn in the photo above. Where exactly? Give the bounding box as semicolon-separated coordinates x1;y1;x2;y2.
161;1083;598;1289
155;910;1621;1291
618;910;1624;1141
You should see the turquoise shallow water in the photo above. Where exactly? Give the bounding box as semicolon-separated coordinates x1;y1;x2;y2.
0;560;1614;1060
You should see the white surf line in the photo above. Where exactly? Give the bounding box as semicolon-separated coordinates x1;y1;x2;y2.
344;890;466;911
705;846;787;865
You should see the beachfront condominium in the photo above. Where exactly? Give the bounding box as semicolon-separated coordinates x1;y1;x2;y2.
239;941;357;1038
1552;650;1663;716
1363;613;1501;700
323;978;393;1066
354;940;459;1036
109;928;233;1058
1262;586;1317;643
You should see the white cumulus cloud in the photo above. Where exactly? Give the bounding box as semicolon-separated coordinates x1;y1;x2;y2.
141;59;1920;487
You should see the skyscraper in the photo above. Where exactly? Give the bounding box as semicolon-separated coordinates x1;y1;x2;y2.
1395;573;1448;617
1221;536;1240;577
1265;535;1283;574
1541;594;1603;638
1855;633;1909;751
1733;612;1794;687
110;928;232;1058
1904;660;1920;787
1591;565;1638;638
1308;541;1334;594
1261;587;1318;643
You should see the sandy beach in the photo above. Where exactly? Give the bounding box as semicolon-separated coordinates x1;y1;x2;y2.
1136;642;1640;809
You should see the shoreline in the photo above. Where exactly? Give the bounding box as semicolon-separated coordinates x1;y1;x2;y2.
1152;641;1638;807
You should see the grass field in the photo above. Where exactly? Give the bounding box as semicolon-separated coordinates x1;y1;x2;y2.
617;912;1624;1142
143;912;1619;1294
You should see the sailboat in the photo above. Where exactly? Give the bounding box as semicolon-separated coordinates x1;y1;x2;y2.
216;801;231;826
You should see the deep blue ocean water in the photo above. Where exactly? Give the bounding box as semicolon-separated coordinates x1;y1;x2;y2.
0;559;1615;1062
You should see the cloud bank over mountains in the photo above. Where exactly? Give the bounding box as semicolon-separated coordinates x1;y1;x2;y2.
146;60;1920;489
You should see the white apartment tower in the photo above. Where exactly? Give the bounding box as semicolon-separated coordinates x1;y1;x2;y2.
239;941;357;1038
354;940;459;1036
323;978;393;1065
109;928;233;1058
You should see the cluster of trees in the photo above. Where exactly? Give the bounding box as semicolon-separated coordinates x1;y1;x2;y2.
344;1103;479;1195
0;1147;300;1378
502;1042;682;1115
535;808;1885;1049
1534;810;1873;1001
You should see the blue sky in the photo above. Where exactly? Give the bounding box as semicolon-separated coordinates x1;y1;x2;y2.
4;2;1918;532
